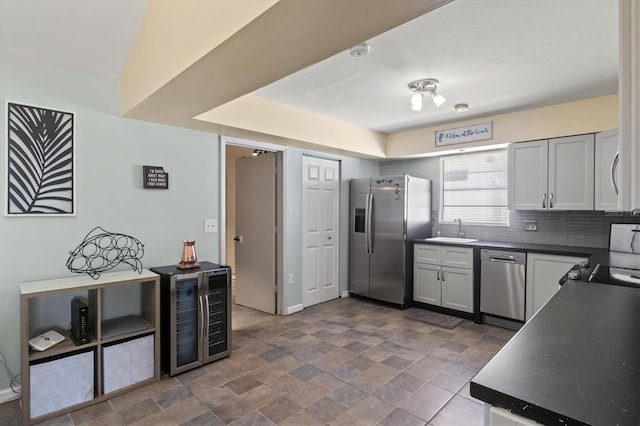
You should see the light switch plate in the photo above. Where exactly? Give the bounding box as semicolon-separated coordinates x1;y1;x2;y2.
204;219;218;233
524;220;537;231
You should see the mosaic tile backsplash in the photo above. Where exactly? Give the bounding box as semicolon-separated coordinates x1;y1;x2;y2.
433;211;640;249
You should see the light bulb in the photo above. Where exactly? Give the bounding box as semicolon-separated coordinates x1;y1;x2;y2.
430;91;446;107
411;93;423;112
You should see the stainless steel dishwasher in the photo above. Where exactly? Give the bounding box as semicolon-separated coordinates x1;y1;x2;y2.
480;249;526;322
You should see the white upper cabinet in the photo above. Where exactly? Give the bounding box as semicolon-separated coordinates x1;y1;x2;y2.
508;134;595;210
594;129;619;210
547;134;594;210
508;140;548;210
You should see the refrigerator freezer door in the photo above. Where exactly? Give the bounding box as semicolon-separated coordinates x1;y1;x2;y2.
349;178;371;297
369;176;406;304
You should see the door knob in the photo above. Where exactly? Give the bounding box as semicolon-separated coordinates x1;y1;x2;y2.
233;235;243;243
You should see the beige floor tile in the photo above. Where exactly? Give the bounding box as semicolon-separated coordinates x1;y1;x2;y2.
132;397;209;426
117;398;161;425
305;396;348;423
279;409;326;426
108;378;181;411
400;382;454;421
189;385;237;409
329;395;394;426
211;385;278;424
82;412;125;425
69;400;114;425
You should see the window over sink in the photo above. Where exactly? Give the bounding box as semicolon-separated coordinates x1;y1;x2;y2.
440;149;508;225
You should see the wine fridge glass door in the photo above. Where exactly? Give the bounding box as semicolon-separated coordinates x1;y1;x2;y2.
204;269;231;363
172;276;202;373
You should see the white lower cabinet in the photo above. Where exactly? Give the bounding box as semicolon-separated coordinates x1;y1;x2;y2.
414;244;473;313
414;263;441;305
525;253;588;321
488;406;541;426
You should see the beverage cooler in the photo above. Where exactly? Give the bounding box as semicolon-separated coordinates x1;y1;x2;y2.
150;261;231;376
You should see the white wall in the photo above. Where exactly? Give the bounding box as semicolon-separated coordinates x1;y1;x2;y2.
0;54;222;390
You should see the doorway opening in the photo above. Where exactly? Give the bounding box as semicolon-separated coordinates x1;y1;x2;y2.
222;137;283;315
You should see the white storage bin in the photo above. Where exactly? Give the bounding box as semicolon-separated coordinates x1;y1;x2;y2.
102;334;154;394
30;350;94;418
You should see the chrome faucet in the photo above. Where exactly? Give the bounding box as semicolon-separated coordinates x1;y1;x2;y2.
456;218;465;238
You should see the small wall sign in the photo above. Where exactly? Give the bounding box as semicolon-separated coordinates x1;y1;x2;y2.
143;166;169;189
435;122;493;146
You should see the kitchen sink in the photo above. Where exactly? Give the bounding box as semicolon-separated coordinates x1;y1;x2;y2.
424;237;478;244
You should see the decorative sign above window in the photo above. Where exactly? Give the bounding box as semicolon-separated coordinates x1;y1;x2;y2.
143;166;169;189
435;121;493;147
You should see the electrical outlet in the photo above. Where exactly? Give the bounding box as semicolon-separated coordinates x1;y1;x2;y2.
288;274;294;284
204;219;218;233
524;220;538;231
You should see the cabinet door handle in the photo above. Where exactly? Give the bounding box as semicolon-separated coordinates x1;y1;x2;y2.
542;193;546;209
198;295;204;343
205;294;210;345
436;267;440;281
549;193;554;209
442;268;445;282
611;151;619;195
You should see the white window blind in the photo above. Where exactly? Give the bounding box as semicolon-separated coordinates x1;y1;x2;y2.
440;150;508;225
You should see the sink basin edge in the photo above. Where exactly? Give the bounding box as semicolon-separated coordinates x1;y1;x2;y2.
423;237;479;244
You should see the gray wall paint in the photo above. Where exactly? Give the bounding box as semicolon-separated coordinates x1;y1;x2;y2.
381;157;441;207
0;54;222;389
282;148;304;310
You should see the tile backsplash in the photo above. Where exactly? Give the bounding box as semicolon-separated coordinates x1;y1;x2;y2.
433;211;640;249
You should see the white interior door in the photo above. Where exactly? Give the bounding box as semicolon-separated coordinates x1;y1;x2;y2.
235;153;276;314
302;156;340;307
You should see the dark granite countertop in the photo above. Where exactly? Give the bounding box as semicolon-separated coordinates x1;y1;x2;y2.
413;239;640;269
414;238;595;256
470;280;639;425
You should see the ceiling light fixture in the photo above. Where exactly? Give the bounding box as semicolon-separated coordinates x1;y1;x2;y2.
349;43;370;57
407;78;445;111
455;103;469;112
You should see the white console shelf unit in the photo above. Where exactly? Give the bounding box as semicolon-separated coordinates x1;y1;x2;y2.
20;269;161;425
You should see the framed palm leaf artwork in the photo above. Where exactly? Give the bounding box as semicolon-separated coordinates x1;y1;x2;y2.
6;101;76;216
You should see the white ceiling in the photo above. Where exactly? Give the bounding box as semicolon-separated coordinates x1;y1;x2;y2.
0;0;619;135
0;0;148;79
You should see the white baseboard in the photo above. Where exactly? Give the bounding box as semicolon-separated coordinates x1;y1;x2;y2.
341;291;350;298
286;303;304;315
0;387;19;405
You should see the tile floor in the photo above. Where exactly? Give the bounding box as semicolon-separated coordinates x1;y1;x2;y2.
0;297;516;425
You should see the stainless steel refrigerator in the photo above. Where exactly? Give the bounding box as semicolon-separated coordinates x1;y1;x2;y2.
349;175;432;307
